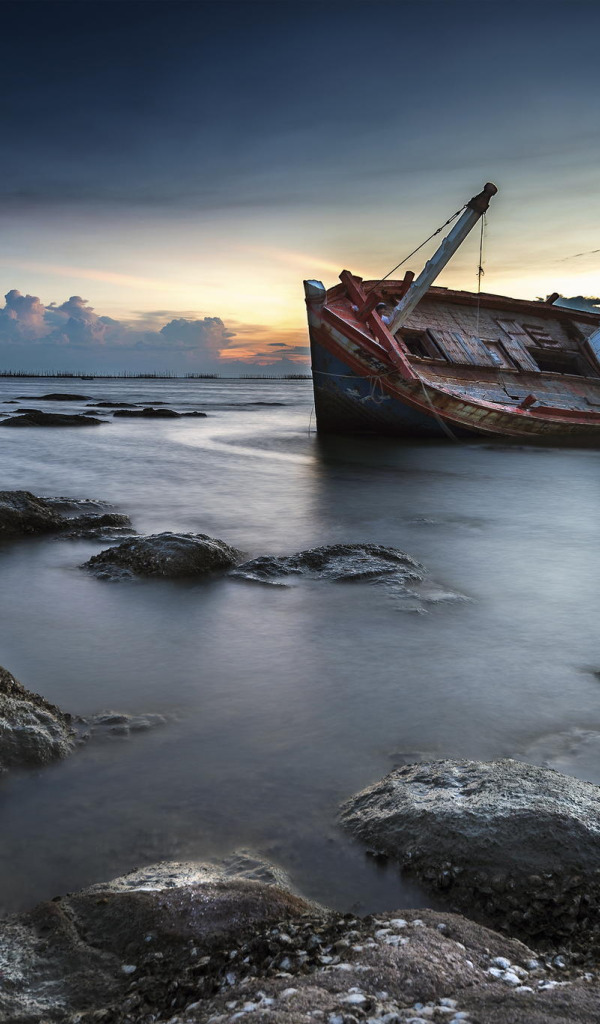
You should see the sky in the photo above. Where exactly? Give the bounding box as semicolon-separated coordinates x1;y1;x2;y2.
1;0;600;373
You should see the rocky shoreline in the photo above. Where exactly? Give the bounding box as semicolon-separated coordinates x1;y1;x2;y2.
0;393;208;426
340;759;600;949
3;490;600;1021
2;854;600;1024
3;661;600;1023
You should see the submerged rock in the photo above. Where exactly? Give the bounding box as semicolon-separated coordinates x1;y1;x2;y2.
82;532;243;580
38;392;92;400
86;401;138;408
0;665;75;772
112;407;207;418
2;854;599;1024
58;512;133;539
0;491;132;538
341;758;600;943
113;407;180;418
80;710;170;738
0;410;104;427
231;543;425;584
230;543;463;610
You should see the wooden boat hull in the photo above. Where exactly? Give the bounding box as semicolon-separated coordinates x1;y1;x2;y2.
308;304;600;441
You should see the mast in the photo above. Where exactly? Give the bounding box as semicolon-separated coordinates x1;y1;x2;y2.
383;182;498;336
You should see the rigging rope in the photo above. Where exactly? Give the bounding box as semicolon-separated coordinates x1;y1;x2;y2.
365;205;467;295
475;213;486;339
414;373;461;444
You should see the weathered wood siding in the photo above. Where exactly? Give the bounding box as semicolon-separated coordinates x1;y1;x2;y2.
405;299;585;369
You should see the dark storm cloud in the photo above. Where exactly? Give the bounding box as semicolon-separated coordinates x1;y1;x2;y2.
2;0;600;215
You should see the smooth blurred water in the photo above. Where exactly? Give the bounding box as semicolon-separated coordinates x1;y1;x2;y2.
0;377;599;916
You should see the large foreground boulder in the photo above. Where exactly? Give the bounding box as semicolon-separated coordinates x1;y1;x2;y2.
82;532;243;580
2;854;600;1024
341;758;600;943
0;665;75;772
0;491;132;538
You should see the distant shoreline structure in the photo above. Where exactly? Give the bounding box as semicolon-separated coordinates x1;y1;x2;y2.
0;371;312;380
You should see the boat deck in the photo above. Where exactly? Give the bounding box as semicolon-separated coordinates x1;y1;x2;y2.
418;366;600;413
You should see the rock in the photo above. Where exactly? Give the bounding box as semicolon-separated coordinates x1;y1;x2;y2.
231;543;425;584
0;855;311;1023
0;665;75;772
0;410;104;426
2;856;600;1024
58;512;133;539
82;532;243;580
82;710;170;738
0;491;132;538
230;543;462;610
0;490;65;535
86;402;139;408
340;758;600;943
0;664;174;773
38;392;92;400
112;407;180;418
112;407;207;418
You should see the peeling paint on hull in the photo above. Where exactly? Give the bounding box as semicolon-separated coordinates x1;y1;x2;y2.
307;284;600;442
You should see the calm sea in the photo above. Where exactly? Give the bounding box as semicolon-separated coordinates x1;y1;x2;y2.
0;377;599;915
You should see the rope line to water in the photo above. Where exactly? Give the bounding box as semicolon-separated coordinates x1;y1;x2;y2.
414;373;462;443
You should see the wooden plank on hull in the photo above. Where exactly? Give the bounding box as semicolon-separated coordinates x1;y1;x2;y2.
496;320;541;372
338;270;416;380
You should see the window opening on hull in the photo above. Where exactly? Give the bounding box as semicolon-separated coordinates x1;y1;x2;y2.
400;330;445;360
531;348;588;375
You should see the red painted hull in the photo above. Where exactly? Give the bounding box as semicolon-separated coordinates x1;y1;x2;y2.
306;278;600;441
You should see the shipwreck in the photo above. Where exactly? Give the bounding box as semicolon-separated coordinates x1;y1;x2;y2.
304;183;600;440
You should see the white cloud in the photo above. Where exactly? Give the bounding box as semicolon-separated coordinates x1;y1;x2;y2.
0;289;48;340
157;316;234;353
0;289;233;360
0;288;310;374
